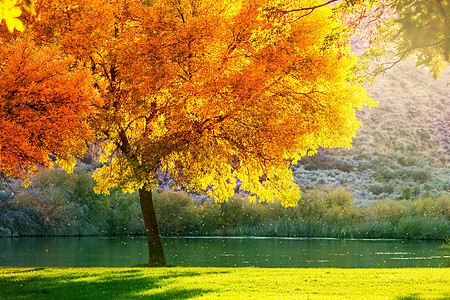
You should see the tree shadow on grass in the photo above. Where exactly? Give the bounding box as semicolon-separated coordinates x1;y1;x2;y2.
0;267;45;274
1;268;230;299
142;287;213;299
397;293;450;300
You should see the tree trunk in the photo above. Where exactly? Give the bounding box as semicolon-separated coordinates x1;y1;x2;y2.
138;187;166;267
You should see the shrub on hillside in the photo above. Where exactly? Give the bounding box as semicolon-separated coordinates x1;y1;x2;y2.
368;182;395;195
403;167;430;183
398;186;420;200
300;154;354;173
374;166;403;181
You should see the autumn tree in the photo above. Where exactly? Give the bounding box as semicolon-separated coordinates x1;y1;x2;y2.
0;35;97;183
1;0;380;266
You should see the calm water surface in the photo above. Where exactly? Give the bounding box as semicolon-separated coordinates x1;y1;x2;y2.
0;236;447;268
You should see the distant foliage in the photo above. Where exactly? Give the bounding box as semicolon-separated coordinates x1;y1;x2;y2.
0;169;142;235
103;192;144;235
133;189;449;239
8;169;107;235
369;199;407;225
1;169;448;239
153;191;197;234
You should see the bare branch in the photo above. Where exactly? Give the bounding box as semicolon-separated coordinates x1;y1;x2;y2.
277;0;339;15
371;39;446;76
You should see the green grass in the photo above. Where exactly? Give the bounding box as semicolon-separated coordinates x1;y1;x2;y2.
1;267;449;299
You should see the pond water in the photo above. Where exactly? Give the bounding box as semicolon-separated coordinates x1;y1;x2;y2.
0;236;447;268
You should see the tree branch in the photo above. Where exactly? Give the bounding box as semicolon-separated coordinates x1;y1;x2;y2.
372;38;446;75
277;0;339;15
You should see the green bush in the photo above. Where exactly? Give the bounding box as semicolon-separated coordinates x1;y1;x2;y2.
9;169;111;235
410;194;450;219
197;201;225;232
300;155;353;172
104;191;143;235
399;187;411;200
153;190;197;235
368;182;395;195
219;195;251;225
404;168;430;183
369;199;407;225
257;201;285;222
295;188;327;220
375;166;403;181
325;188;352;209
14;172;81;235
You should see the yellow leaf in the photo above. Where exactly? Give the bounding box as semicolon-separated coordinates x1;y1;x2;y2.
5;16;24;32
56;157;77;174
1;0;24;32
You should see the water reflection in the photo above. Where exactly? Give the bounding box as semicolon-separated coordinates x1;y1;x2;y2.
0;236;446;268
164;237;446;268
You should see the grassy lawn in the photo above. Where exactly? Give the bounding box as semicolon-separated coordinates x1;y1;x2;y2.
1;267;449;299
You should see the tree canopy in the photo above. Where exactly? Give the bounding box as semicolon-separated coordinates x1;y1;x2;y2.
15;0;372;205
0;35;96;182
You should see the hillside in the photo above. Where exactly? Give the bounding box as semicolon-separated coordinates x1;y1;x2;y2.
293;59;449;204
